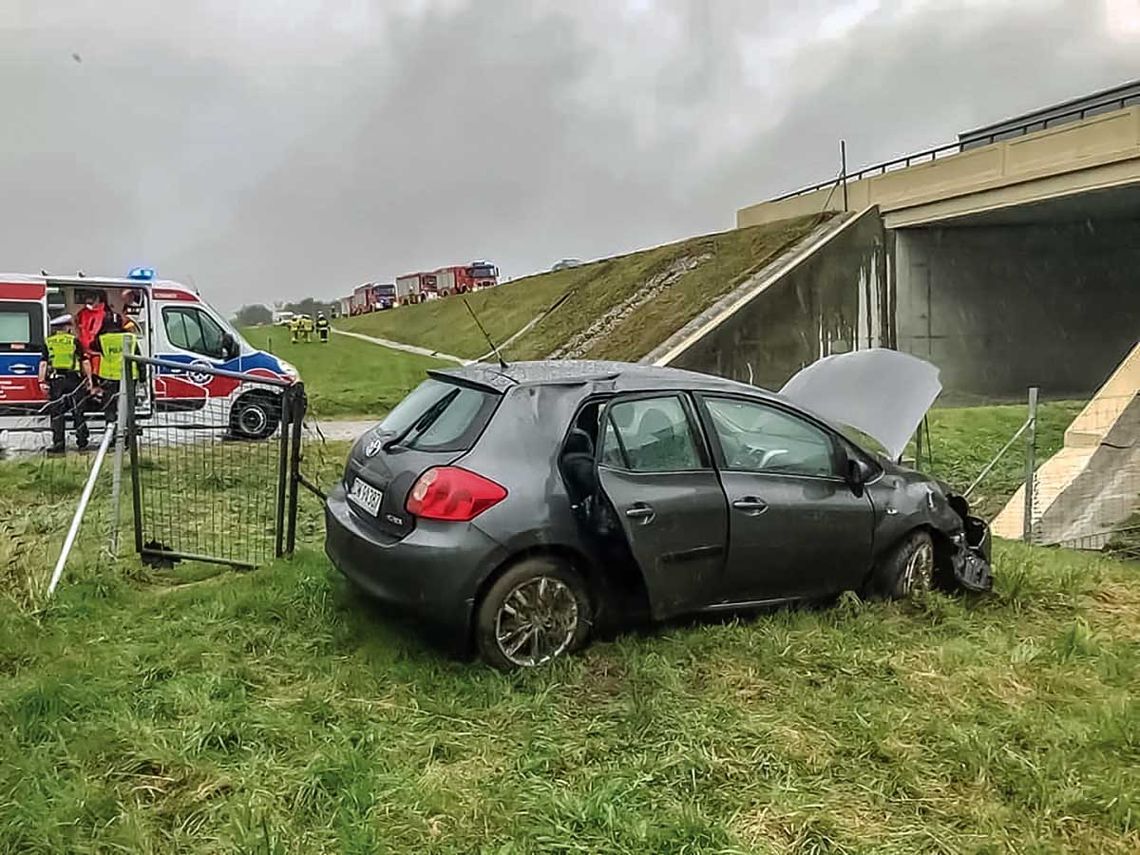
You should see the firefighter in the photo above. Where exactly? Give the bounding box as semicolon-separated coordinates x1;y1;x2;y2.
302;314;314;343
38;314;90;454
315;312;330;343
290;315;301;344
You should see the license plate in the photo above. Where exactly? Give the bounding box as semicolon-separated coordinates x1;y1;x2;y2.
348;478;384;516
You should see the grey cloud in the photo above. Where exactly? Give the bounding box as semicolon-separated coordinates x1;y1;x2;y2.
1;0;1136;313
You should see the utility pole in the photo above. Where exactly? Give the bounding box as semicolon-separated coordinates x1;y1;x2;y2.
840;139;849;212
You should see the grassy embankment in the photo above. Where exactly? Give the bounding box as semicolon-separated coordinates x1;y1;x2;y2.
336;216;826;363
2;391;1137;852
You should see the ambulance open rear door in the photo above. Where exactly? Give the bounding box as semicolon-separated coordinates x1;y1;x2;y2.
0;280;49;434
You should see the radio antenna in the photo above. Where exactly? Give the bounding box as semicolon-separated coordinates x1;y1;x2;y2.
463;298;508;369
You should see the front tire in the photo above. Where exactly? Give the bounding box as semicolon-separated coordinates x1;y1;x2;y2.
229;392;282;440
870;530;934;600
475;558;593;670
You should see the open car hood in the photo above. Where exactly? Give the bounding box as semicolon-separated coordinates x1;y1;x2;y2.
779;348;942;461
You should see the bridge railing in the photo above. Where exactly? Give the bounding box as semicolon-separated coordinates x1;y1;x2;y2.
772;92;1140;203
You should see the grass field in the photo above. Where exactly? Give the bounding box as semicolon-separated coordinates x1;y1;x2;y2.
241;325;443;419
3;399;1137;853
336;215;826;363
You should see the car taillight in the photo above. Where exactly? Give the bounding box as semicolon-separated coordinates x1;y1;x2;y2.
405;467;507;522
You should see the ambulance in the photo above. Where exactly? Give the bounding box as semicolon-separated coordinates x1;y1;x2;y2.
0;269;300;440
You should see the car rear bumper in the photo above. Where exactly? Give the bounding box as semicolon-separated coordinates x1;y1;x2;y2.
324;482;508;641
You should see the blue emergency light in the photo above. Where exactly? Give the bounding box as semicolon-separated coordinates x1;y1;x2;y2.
127;267;155;281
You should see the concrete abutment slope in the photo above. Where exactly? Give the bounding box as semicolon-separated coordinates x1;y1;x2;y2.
646;207;892;387
993;343;1140;545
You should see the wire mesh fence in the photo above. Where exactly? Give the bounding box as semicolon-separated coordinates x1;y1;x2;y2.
124;356;305;570
1030;390;1140;557
0;355;312;609
902;380;1138;560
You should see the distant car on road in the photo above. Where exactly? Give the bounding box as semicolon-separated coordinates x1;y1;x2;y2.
325;353;992;669
552;258;582;271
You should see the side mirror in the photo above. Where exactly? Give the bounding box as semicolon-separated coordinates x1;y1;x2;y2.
221;333;239;361
846;456;875;493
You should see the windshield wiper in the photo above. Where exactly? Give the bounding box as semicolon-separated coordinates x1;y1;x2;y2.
382;389;459;451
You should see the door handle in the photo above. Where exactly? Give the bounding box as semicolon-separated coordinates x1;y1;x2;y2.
732;497;768;514
625;504;655;523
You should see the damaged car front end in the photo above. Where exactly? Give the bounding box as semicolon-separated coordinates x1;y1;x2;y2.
780;347;993;595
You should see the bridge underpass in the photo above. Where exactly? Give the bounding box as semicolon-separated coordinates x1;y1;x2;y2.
894;181;1140;398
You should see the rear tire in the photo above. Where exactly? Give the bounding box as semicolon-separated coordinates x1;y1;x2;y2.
229;392;282;440
870;530;934;600
475;558;593;670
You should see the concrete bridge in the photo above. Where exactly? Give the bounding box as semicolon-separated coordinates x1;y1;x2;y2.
653;84;1140;401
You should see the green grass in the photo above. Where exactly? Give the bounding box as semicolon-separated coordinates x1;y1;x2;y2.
242;326;444;419
336;215;826;362
4;399;1138;853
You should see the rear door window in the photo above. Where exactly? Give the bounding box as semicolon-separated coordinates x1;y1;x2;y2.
380;378;499;453
599;395;705;472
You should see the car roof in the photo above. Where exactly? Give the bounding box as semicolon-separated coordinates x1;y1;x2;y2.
431;359;777;397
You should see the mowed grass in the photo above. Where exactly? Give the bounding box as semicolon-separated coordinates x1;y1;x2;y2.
336;215;826;362
3;401;1138;852
242;325;444;419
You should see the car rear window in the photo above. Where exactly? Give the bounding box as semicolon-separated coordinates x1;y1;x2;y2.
379;378;499;452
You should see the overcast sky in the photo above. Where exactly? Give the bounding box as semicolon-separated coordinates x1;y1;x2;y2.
2;0;1138;314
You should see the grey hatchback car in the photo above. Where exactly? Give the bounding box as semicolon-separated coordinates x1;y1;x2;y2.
325;356;992;669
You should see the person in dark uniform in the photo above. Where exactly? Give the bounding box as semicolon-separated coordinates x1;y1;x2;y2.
316;312;330;343
87;303;141;423
38;314;90;453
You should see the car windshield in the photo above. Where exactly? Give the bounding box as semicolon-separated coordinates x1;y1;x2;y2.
377;378;499;452
835;422;892;459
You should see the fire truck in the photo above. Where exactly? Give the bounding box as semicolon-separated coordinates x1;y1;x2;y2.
431;261;501;297
394;272;438;305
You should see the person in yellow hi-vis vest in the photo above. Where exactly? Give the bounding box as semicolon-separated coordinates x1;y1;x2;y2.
37;314;90;454
91;317;140;424
290;315;301;344
302;314;314;343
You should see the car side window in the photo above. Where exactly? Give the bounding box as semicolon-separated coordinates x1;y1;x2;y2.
600;396;703;472
705;397;839;478
163;307;225;358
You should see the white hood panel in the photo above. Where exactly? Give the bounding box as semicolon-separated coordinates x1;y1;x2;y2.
780;349;942;460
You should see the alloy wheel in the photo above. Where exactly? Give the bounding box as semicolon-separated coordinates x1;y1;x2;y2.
902;540;934;595
495;576;580;667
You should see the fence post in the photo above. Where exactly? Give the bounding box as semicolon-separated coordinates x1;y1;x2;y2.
109;356;132;554
275;387;292;557
285;383;306;556
126;361;144;558
1022;386;1039;542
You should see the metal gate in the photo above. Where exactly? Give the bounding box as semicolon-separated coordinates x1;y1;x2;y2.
124;354;307;569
